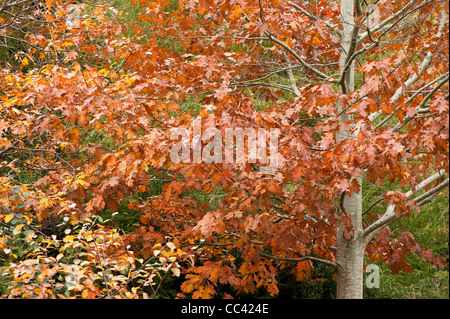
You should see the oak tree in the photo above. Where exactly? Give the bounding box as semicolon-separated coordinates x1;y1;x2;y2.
0;0;448;299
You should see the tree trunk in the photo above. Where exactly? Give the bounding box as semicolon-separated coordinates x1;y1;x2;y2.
336;229;366;299
335;0;365;299
335;175;366;299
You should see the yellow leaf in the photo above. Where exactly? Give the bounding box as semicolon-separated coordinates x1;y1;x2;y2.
63;177;74;184
84;233;93;242
63;235;75;242
15;224;25;232
26;232;35;242
75;178;90;187
82;290;88;298
98;69;110;76
23;215;32;225
4;214;14;223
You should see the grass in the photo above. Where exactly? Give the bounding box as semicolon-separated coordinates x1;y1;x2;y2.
362;178;449;299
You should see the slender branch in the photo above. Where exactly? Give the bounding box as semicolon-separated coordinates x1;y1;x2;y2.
339;41;377;92
362;197;384;216
258;0;265;23
374;72;449;129
363;170;447;240
230;63;299;85
414;178;449;206
231;81;298;95
370;9;448;124
393;75;449;132
358;0;418;42
267;33;335;81
260;252;338;268
405;72;450;103
239;9;334;81
288;1;338;31
0;0;35;12
283;53;301;96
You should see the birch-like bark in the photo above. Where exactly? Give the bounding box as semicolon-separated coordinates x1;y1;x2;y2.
370;10;448;124
283;53;301;97
358;0;418;42
335;0;365;299
363;10;449;245
363;170;448;241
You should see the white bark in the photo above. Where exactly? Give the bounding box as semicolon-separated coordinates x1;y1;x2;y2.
370;51;433;126
364;170;447;241
336;0;365;300
335;1;447;300
358;0;418;42
370;10;448;124
338;0;355;96
283;53;301;97
336;234;366;299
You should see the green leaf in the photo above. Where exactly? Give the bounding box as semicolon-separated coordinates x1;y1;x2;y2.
17;201;28;209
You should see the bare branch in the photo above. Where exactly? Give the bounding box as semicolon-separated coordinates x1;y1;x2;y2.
358;0;418;42
239;8;335;82
288;1;338;31
370;9;448;125
231;81;298;95
260;252;338;268
266;33;335;82
283;52;301;96
374;72;449;129
363;170;448;241
414;178;449;206
393;74;449;132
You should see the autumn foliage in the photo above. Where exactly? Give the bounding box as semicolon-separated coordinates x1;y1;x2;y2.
0;0;448;299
